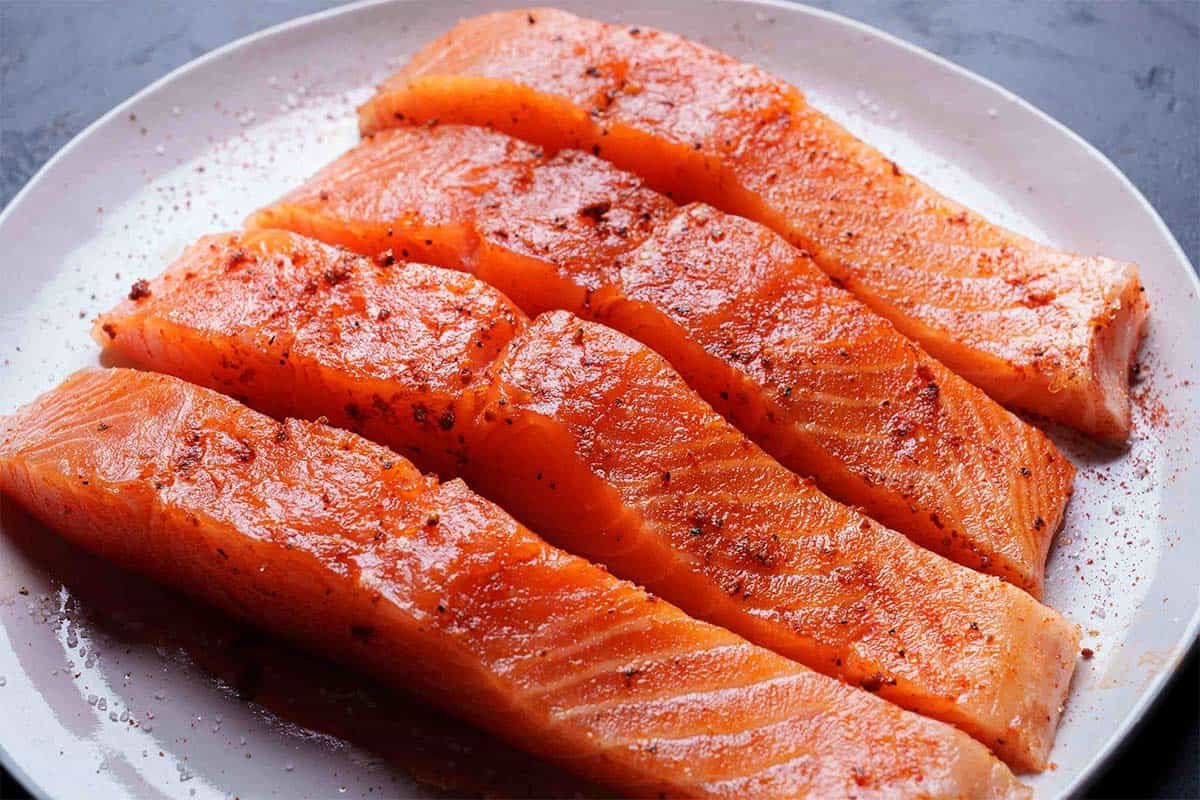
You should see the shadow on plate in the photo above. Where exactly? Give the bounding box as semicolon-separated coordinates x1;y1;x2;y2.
1;499;607;799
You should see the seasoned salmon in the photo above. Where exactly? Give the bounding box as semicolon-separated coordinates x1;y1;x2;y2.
98;233;526;477
96;230;1079;770
250;125;1075;597
358;8;1149;442
0;368;1030;799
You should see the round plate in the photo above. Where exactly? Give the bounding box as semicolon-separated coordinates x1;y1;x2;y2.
1;2;1196;798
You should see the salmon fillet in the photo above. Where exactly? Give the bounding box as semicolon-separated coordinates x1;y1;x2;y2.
95;230;1079;770
358;7;1149;442
0;368;1030;799
250;124;1075;597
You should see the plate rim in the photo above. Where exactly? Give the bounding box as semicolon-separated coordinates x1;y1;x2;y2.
752;3;1200;797
0;2;1196;798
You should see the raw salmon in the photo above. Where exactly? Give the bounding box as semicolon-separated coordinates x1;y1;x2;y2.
0;368;1030;799
250;125;1075;597
98;232;526;477
96;230;1079;770
359;8;1149;442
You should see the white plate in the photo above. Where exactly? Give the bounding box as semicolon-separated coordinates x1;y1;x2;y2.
1;2;1196;798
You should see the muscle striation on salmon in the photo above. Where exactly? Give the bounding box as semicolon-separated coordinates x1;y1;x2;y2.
95;230;1079;770
358;7;1149;443
249;124;1075;598
0;368;1036;798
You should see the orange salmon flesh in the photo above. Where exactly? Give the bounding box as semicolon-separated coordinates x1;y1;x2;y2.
0;368;1032;799
359;7;1149;443
96;230;1079;770
250;123;1075;598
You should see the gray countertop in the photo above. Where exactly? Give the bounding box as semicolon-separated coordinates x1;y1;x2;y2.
1;2;1197;798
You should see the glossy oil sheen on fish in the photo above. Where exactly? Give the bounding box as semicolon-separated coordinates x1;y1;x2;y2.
0;368;1031;799
358;7;1149;443
96;231;1079;770
250;124;1075;598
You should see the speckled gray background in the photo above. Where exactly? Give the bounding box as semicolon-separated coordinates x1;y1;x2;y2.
0;2;1196;799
